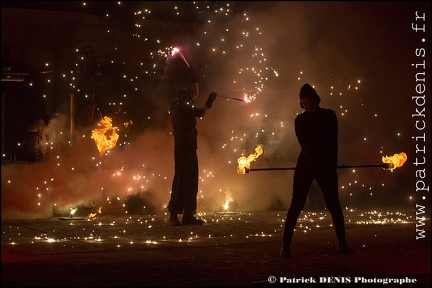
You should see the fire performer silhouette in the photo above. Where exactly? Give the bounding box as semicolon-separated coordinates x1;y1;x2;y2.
168;54;217;226
280;83;352;258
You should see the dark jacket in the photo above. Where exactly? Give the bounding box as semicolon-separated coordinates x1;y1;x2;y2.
295;107;338;171
170;99;206;149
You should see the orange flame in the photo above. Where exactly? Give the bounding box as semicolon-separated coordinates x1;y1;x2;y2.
382;152;407;170
91;116;119;155
88;207;102;219
237;145;263;174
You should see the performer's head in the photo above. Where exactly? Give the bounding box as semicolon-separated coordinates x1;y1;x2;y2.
178;87;196;101
299;83;321;112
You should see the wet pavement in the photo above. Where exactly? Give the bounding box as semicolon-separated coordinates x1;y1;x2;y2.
1;209;430;287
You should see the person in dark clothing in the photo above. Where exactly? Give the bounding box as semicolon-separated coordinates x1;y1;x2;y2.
280;83;352;258
168;77;217;226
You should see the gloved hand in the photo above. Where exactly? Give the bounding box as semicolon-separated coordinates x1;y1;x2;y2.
205;92;217;109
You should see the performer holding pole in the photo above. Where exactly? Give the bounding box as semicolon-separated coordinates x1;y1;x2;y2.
168;47;218;226
280;83;353;258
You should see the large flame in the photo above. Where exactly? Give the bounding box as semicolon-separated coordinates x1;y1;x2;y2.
91;116;119;155
382;152;407;170
237;145;263;174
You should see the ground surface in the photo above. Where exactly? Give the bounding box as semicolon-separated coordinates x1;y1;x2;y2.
2;209;430;287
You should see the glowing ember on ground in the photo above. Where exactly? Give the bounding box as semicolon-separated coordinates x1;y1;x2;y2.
223;187;233;211
382;152;407;171
91;116;119;155
1;209;417;248
88;207;102;219
237;145;263;174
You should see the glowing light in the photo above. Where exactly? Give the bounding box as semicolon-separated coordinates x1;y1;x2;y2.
382;152;407;170
237;145;263;174
91;116;119;155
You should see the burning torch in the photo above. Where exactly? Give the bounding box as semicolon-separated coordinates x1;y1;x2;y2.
237;148;407;174
217;93;256;103
171;47;190;68
217;95;245;102
171;47;255;104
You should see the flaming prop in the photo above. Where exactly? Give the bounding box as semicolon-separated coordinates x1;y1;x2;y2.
171;47;190;68
218;93;255;103
382;152;407;171
217;95;245;102
236;144;263;174
237;151;407;174
171;47;256;104
91;116;119;155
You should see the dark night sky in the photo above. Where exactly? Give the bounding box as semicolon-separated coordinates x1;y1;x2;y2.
1;1;431;219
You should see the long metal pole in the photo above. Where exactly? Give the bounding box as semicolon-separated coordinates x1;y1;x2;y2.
246;163;393;173
217;95;245;102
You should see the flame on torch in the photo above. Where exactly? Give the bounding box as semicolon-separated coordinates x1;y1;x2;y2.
171;47;190;67
91;116;119;155
382;152;407;171
237;145;264;174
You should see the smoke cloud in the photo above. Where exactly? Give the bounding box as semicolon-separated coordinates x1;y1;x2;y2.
2;2;429;219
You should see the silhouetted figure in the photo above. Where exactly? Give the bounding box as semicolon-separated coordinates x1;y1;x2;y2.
280;83;352;258
168;72;217;226
24;119;48;162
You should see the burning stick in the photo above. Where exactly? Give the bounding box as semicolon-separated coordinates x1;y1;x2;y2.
171;47;190;68
237;152;407;174
217;95;245;102
218;93;256;103
178;52;190;68
382;152;407;169
242;163;394;173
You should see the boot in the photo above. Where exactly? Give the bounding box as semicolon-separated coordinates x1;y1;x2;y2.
169;213;181;226
182;214;205;225
337;241;353;254
280;242;292;258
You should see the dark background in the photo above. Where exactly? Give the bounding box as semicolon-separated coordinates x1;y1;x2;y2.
1;1;431;218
